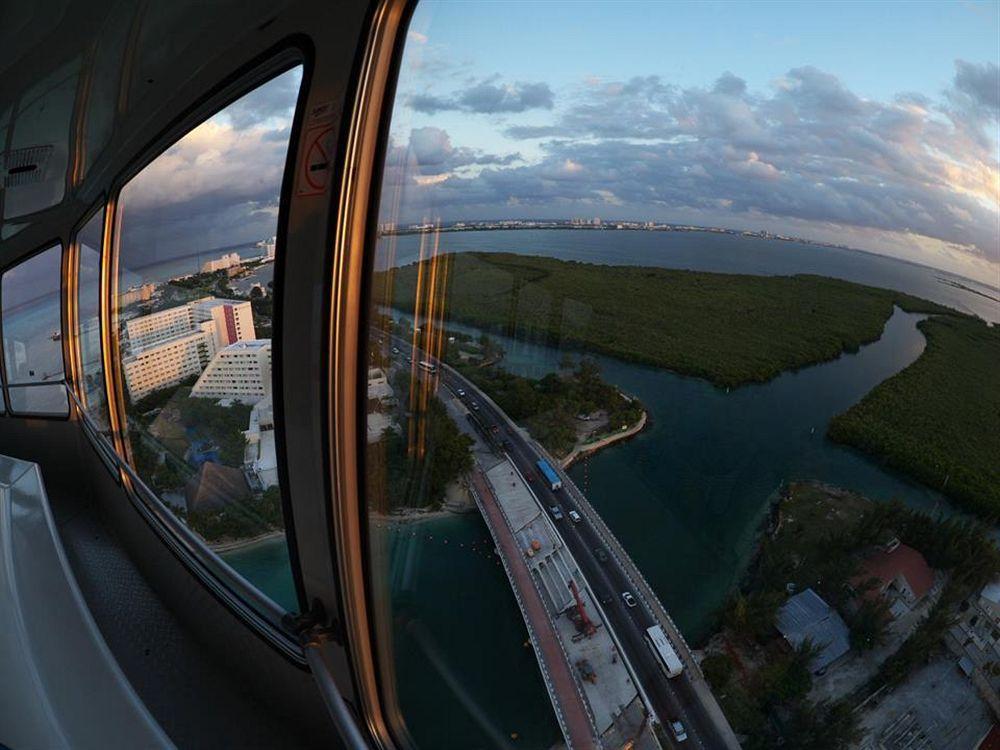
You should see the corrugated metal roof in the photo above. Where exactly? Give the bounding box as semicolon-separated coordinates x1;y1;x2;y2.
775;588;850;672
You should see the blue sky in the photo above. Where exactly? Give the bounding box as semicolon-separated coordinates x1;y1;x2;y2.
382;0;1000;284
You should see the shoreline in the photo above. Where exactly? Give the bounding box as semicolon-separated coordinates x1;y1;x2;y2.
372;505;474;528
560;410;648;469
213;529;284;555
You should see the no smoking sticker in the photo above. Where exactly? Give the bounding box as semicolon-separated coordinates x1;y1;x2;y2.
297;123;335;196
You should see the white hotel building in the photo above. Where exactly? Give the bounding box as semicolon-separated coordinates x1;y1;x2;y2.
191;339;271;403
122;297;255;401
200;252;241;274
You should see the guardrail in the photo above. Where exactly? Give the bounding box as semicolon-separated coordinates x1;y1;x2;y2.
533;442;741;750
467;475;601;749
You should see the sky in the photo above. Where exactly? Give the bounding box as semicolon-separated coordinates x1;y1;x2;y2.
382;0;1000;285
117;2;999;287
118;67;302;276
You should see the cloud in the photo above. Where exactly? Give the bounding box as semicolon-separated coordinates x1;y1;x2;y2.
387;126;520;175
119;111;294;260
221;67;301;130
952;60;999;117
407;78;554;114
388;64;999;277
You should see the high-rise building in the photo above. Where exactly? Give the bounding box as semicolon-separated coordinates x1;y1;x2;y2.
123;326;216;402
124;305;195;353
200;252;241;274
190;339;271;403
258;237;276;261
119;283;156;307
187;298;255;350
121;297;255;401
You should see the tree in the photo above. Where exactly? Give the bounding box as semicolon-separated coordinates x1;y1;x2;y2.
726;590;783;642
701;653;735;691
848;599;890;652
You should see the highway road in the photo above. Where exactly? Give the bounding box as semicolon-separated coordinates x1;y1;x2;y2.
388;336;731;749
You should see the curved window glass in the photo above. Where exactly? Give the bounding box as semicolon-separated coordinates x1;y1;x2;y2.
113;67;302;612
75;208;110;433
360;2;1000;748
1;245;69;416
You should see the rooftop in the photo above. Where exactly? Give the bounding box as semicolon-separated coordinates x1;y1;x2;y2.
219;339;271;351
856;543;935;601
775;588;850;672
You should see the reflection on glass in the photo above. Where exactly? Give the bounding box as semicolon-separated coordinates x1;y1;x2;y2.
1;245;68;416
8;385;69;415
76;209;109;432
113;67;302;613
362;2;1000;748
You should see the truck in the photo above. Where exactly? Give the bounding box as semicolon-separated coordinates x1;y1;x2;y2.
536;458;562;491
645;624;684;678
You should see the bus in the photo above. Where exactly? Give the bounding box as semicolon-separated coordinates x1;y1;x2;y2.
418;360;437;374
646;625;684;678
536;458;562;491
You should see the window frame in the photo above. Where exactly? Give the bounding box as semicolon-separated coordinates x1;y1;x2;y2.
324;0;418;746
66;197;120;473
0;239;71;419
92;42;314;664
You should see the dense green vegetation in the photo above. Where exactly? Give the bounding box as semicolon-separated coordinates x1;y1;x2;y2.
376;252;952;388
704;639;861;750
368;393;473;511
167;269;235;297
456;357;643;457
175;391;252;465
829;315;1000;520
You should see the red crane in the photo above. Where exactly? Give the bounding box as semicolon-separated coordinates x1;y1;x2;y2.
567;580;596;637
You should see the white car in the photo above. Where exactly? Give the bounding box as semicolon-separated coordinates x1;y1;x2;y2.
670;720;688;743
568;510;581;523
622;591;637;608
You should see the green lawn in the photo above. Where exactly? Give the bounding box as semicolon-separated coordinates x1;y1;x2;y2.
828;315;1000;520
377;252;952;388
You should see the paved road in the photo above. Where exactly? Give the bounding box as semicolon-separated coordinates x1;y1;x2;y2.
470;468;600;750
389;336;731;749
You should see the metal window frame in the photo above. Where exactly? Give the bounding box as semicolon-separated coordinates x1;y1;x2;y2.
324;0;416;746
66;197;119;474
92;43;316;664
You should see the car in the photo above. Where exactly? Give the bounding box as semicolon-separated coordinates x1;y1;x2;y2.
593;547;609;563
549;505;564;521
622;591;637;608
669;720;688;743
391;346;399;354
470;401;480;411
568;510;581;523
456;388;466;397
